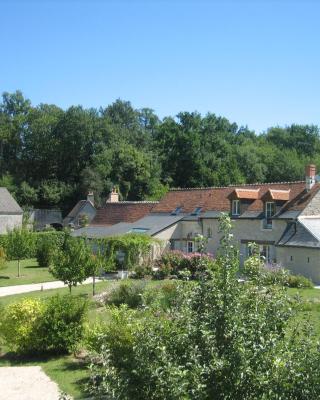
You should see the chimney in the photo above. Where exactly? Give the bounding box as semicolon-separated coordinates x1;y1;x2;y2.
87;191;94;205
107;187;119;203
305;164;316;191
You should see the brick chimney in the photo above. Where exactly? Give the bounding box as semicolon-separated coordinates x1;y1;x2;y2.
107;187;119;203
87;191;94;205
305;164;316;191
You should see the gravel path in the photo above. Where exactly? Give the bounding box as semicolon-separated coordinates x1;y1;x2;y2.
0;277;100;297
0;366;61;400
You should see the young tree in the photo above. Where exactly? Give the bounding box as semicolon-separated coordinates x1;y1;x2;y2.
6;227;32;277
86;248;105;296
51;237;91;293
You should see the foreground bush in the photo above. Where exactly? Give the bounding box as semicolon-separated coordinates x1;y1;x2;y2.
88;214;320;400
0;295;87;355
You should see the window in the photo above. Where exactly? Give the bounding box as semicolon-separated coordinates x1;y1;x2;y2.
307;257;310;263
171;207;182;215
131;228;149;233
170;240;175;250
207;227;212;238
290;255;293;262
260;245;271;263
232;200;240;216
264;202;275;229
191;207;202;216
187;241;194;253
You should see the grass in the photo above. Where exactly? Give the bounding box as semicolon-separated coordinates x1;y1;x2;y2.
0;258;55;287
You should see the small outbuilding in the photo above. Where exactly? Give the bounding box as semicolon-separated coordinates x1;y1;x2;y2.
0;187;23;233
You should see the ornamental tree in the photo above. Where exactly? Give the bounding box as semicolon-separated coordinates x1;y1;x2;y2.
51;237;92;293
6;227;32;277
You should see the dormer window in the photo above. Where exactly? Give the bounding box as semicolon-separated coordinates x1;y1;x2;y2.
265;202;275;228
232;200;240;216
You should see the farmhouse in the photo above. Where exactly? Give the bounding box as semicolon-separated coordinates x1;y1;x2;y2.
73;165;320;283
63;191;96;228
0;187;23;233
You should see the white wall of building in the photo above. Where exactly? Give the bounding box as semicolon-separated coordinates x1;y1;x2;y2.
0;214;23;234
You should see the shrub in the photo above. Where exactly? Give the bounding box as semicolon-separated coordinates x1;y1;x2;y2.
0;246;6;270
130;264;152;279
286;273;313;288
36;235;56;268
143;280;181;310
0;298;44;353
0;295;87;355
154;250;215;280
103;281;147;308
36;295;88;354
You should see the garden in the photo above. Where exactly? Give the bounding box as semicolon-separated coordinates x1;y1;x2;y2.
0;216;320;399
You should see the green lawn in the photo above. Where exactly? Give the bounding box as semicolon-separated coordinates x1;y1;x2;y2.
0;258;55;287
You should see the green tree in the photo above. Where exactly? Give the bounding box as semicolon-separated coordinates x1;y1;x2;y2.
51;237;92;293
6;227;32;277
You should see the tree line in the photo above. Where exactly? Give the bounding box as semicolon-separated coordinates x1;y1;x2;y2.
1;90;319;214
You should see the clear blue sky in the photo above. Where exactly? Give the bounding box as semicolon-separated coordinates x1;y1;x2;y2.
1;0;320;133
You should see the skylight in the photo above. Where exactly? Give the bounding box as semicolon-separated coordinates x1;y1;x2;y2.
171;206;182;215
130;228;149;233
191;207;202;216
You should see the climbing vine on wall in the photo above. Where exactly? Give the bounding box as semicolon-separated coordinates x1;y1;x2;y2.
93;234;161;271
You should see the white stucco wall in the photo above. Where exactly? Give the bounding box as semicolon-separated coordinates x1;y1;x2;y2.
0;214;23;234
276;246;320;284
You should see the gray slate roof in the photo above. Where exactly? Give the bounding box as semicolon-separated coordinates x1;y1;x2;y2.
0;188;23;214
277;219;320;248
71;213;183;239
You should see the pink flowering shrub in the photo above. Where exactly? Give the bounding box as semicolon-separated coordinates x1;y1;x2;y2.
154;250;215;280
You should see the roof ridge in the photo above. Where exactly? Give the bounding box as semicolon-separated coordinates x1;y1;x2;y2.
169;181;305;191
105;201;159;204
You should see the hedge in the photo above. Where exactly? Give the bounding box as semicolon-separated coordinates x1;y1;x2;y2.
0;231;66;260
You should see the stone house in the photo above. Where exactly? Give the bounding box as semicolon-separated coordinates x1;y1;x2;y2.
73;166;320;283
63;192;96;229
0;188;23;233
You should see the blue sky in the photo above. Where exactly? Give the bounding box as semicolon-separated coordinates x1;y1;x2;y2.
1;0;320;133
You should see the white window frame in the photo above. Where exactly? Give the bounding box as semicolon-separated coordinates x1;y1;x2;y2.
187;241;194;253
264;202;275;229
232;200;240;216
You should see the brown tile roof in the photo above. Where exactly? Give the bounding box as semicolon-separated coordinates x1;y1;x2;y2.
234;189;260;199
91;202;157;226
152;182;320;214
268;189;290;201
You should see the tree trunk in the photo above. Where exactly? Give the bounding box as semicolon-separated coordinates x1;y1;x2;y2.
18;259;20;277
69;284;72;294
92;275;96;296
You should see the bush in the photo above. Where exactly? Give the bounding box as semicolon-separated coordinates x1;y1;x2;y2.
36;295;88;354
130;264;152;279
103;281;147;308
0;246;6;270
0;295;87;355
0;231;66;260
0;298;44;353
143;280;181;310
154;250;215;280
36;235;56;268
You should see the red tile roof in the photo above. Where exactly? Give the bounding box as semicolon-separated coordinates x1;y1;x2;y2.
268;189;290;201
91;202;157;226
152;182;320;214
234;189;260;199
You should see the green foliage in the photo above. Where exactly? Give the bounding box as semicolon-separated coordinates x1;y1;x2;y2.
51;237;92;293
1;91;319;211
36;234;56;268
0;298;45;353
102;280;147;308
0;295;87;355
35;295;88;354
0;246;6;270
88;214;320;399
96;234;157;272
